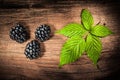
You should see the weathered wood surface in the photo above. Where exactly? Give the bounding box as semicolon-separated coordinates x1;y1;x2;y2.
0;0;120;80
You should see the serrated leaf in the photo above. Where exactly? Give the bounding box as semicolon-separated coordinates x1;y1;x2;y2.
91;25;113;37
59;36;86;67
81;9;94;30
86;34;102;64
56;23;86;38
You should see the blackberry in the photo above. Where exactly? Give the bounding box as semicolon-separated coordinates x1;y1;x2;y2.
9;24;29;43
24;40;40;59
35;24;51;42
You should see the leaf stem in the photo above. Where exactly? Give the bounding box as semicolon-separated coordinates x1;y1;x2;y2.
83;31;89;40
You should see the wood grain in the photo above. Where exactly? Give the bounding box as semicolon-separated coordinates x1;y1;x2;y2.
0;0;120;80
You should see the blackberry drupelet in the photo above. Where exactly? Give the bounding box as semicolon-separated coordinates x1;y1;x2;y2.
9;24;29;43
35;24;51;42
24;40;40;59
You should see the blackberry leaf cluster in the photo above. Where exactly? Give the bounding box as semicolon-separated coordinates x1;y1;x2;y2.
57;9;113;67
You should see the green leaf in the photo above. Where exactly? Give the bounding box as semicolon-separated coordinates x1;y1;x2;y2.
91;25;113;37
86;34;102;64
59;36;86;67
81;9;94;30
56;23;86;38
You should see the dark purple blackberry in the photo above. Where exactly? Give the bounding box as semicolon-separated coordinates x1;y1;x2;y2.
9;24;29;43
24;40;40;59
35;24;51;42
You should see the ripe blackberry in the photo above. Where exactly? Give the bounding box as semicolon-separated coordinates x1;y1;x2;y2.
9;24;29;43
35;24;51;42
24;40;40;59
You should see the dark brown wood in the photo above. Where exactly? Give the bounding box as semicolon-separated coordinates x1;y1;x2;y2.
0;0;120;80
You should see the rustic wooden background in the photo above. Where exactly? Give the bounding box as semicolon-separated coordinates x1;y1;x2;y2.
0;0;120;80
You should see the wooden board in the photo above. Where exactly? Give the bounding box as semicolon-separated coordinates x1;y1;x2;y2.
0;0;120;80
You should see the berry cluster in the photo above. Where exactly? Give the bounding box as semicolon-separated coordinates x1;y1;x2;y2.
9;24;51;59
24;40;40;59
9;24;29;43
35;24;51;42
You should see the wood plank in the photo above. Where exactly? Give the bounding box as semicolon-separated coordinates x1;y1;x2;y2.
0;0;120;80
